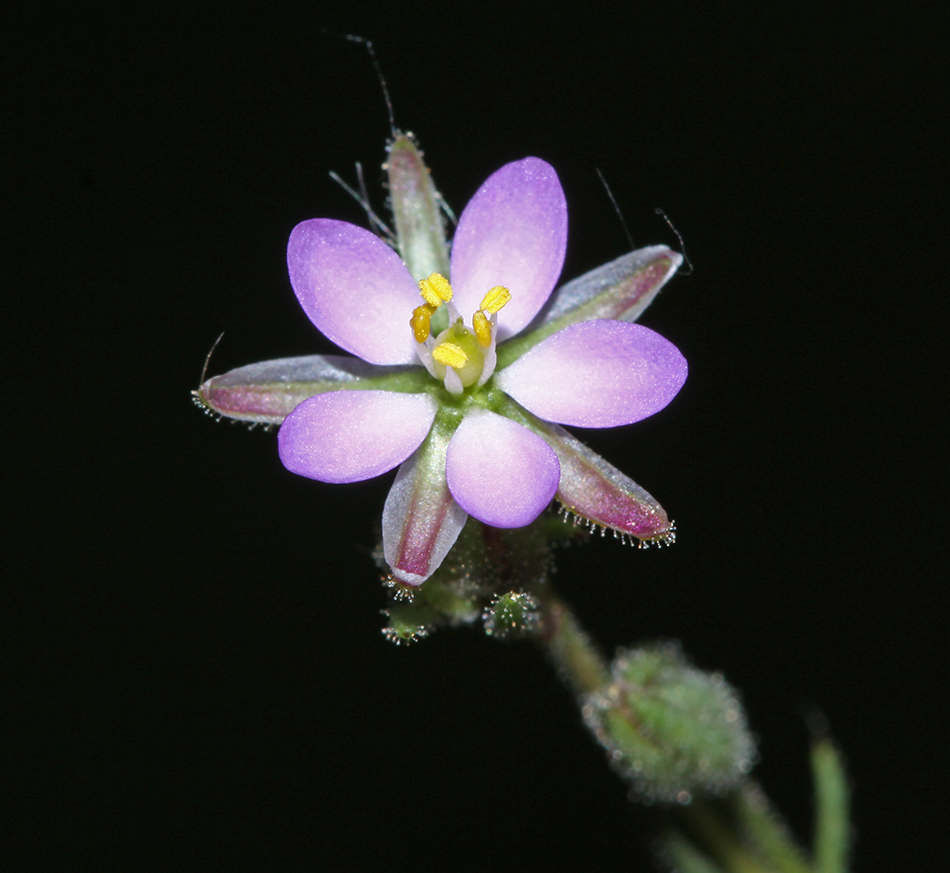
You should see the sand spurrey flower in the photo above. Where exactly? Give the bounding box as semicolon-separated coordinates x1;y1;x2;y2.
198;144;687;586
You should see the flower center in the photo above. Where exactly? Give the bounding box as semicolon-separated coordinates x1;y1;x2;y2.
410;273;511;395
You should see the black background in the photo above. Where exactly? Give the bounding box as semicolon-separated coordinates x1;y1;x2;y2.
7;3;944;870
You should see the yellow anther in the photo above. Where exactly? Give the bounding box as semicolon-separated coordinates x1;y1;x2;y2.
410;305;434;343
428;272;453;300
479;285;511;314
418;272;454;307
472;310;493;348
432;341;468;369
418;280;441;307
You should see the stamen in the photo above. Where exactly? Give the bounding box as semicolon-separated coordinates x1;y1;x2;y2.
410;305;433;343
432;341;468;369
408;279;511;390
418;272;454;307
479;285;511;313
472;311;493;348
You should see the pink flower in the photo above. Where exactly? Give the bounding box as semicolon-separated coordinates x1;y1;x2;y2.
199;157;687;586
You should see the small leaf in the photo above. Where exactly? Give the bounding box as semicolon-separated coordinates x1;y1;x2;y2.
812;736;850;873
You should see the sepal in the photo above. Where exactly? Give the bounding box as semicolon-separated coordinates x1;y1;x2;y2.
496;398;674;544
196;354;429;424
382;408;468;587
386;134;451;282
496;245;682;368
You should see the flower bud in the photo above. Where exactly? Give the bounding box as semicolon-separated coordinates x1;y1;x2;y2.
582;643;755;803
381;573;485;644
381;598;440;645
482;591;541;639
378;517;556;642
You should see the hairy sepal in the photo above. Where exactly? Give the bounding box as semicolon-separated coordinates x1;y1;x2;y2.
496;246;682;369
386;134;450;282
497;398;672;543
382;409;468;587
197;354;429;424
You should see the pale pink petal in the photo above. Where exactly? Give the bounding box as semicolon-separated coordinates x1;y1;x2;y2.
287;219;420;365
445;409;559;528
495;320;687;428
382;419;468;587
450;158;567;339
278;390;437;483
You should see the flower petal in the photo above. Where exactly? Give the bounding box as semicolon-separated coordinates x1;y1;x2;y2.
287;219;420;365
495;320;687;428
383;416;468;587
445;409;559;528
450;158;567;339
278;390;437;483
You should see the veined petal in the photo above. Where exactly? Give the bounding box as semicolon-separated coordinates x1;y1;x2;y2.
495;320;687;428
383;413;468;587
278;390;437;483
197;354;428;424
450;158;567;339
445;409;559;528
287;219;420;365
495;246;682;369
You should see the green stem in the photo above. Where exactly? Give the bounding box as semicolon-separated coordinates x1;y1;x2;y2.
811;738;850;873
682;795;778;873
537;594;610;697
531;582;834;873
733;782;814;873
420;519;848;873
660;782;814;873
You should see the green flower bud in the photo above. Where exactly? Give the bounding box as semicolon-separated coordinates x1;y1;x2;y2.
378;517;556;642
582;643;756;803
381;575;483;644
381;598;441;645
482;591;541;638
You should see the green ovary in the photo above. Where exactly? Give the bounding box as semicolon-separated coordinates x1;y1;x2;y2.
433;323;485;388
